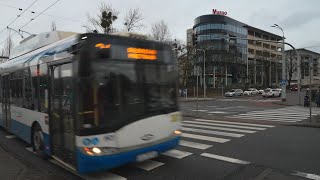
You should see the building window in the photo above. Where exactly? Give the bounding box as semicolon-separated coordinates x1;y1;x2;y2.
248;49;254;54
255;33;261;38
256;50;262;56
263;43;270;49
263;35;269;40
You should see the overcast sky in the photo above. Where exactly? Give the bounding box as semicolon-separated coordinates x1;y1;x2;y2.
1;0;320;52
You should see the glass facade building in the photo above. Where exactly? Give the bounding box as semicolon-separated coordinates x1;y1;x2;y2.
191;14;249;87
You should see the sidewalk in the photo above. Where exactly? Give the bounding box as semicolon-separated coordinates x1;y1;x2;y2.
0;146;26;180
0;146;69;180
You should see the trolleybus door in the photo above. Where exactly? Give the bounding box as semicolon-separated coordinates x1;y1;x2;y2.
49;63;75;164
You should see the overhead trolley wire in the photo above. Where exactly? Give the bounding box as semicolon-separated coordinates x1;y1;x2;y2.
0;0;61;47
0;0;39;37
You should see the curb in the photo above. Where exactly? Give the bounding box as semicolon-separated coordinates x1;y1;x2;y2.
283;123;320;128
272;102;295;106
179;98;217;102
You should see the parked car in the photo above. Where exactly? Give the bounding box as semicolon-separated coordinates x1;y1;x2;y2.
262;89;281;98
244;88;259;96
275;87;282;92
225;89;243;97
290;85;299;91
258;89;264;94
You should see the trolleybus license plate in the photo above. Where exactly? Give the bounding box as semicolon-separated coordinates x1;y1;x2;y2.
136;151;158;162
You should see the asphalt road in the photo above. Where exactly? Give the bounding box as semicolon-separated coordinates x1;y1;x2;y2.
180;97;281;116
1;113;319;179
180;93;320;124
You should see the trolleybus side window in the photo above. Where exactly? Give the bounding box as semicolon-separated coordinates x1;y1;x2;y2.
31;66;40;111
39;64;48;113
10;71;23;107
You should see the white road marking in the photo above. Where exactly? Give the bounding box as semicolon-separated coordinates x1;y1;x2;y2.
182;123;257;133
201;153;250;165
194;119;275;128
192;110;208;112
208;111;228;114
235;115;307;120
179;140;212;150
5;135;16;139
162;149;193;159
236;114;314;117
182;127;244;138
25;147;34;153
134;160;164;171
229;116;301;122
214;107;236;110
292;171;320;180
181;133;230;143
183;121;266;130
242;112;317;116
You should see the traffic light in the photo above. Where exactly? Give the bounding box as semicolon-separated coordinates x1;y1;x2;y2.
192;34;198;46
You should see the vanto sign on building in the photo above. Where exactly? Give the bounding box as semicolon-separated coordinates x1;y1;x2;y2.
212;9;227;16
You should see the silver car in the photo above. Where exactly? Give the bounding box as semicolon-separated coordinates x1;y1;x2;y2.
243;88;259;95
225;89;243;97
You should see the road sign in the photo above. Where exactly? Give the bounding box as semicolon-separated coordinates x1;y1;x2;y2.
280;79;287;86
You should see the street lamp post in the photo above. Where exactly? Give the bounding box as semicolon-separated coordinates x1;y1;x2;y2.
196;49;206;99
271;24;286;102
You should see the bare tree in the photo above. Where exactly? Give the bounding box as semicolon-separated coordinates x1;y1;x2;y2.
0;49;6;63
150;20;171;42
3;36;13;57
83;2;119;33
171;39;196;87
51;21;57;31
177;45;194;87
124;8;144;32
0;36;13;62
256;55;271;87
286;50;298;86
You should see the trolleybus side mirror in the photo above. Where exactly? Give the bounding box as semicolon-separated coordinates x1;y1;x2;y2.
68;41;84;55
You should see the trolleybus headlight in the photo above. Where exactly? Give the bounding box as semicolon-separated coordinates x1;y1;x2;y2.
174;130;182;135
83;147;94;156
92;147;102;154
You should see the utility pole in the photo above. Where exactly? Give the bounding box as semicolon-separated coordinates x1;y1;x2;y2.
196;49;206;99
271;24;286;102
309;58;312;123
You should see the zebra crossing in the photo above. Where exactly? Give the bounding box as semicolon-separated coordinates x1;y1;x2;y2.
179;118;274;150
22;118;274;180
227;106;320;123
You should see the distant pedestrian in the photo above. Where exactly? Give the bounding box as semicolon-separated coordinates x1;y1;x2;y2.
306;88;310;96
183;89;187;98
179;89;182;97
304;88;310;107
